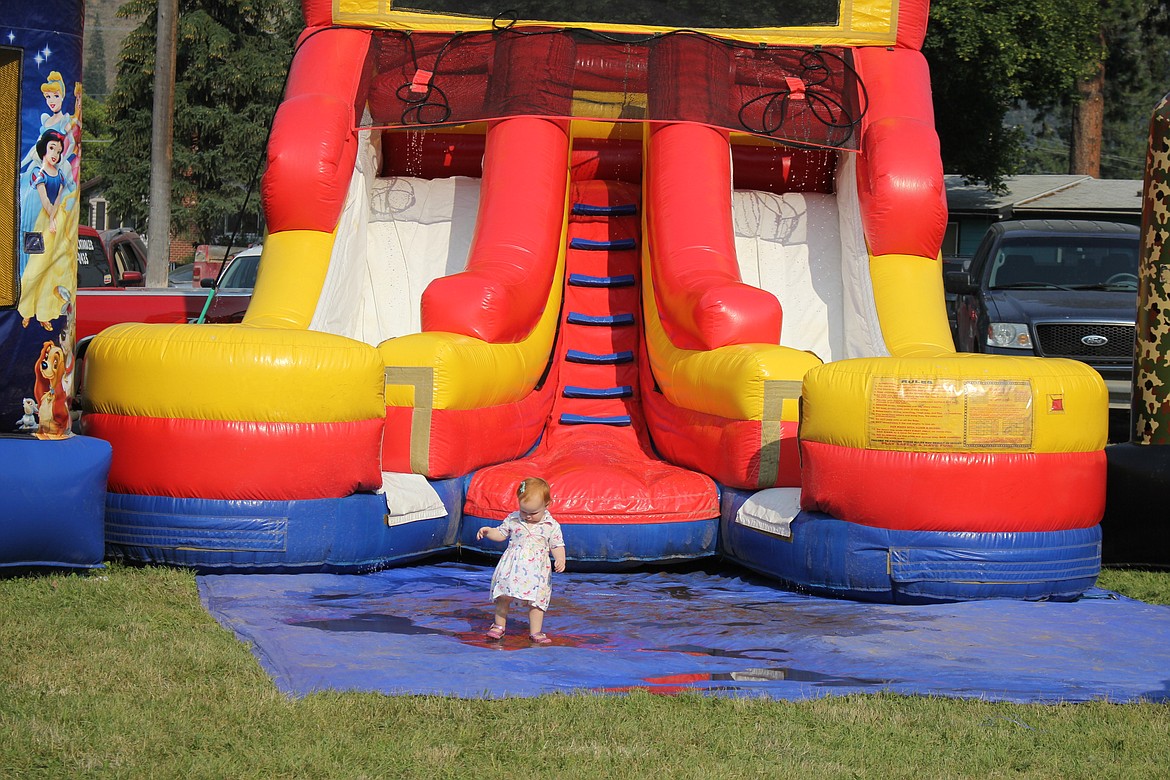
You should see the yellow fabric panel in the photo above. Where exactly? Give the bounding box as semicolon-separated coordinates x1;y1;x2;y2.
330;0;899;45
380;329;548;410
870;253;956;358
244;230;335;329
84;323;385;422
800;355;1108;453
570;121;644;141
0;51;18;307
379;209;568;411
642;251;822;422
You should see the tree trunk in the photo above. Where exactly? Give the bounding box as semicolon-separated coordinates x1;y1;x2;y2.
146;0;178;287
1069;35;1105;177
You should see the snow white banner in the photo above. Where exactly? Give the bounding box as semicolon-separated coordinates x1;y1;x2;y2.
2;0;83;439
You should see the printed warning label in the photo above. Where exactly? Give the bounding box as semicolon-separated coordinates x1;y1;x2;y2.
867;377;1032;450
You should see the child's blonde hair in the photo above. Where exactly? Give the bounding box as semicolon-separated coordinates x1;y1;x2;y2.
517;477;551;504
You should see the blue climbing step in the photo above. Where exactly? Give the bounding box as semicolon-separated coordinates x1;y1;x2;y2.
565;349;634;365
568;273;636;288
559;413;632;426
569;237;637;251
571;203;638;217
566;312;635;327
563;385;633;399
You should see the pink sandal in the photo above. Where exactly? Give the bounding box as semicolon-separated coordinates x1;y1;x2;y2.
485;623;505;640
529;632;552;645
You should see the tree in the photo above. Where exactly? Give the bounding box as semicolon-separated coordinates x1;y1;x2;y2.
1094;0;1170;178
79;93;112;182
83;15;109;97
1069;0;1170;177
99;0;301;245
924;0;1100;190
928;0;1170;185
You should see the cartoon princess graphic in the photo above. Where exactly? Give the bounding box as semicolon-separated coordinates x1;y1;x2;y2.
18;128;78;330
18;71;80;275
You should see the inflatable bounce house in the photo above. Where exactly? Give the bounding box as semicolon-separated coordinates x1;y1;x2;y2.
1;0;112;572
80;0;1108;601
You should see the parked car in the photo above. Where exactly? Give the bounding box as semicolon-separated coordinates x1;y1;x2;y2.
74;244;257;342
944;219;1140;411
168;263;195;287
201;245;261;290
77;226;147;288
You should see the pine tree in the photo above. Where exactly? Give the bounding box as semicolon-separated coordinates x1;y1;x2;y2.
83;16;109;97
924;0;1100;190
98;0;301;244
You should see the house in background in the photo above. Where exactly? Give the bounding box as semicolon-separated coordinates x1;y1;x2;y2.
944;175;1143;269
81;176;133;233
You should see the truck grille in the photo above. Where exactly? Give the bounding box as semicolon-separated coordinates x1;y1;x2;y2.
1034;323;1134;360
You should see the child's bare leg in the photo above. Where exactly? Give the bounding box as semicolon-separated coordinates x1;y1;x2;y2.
528;606;545;635
493;596;511;628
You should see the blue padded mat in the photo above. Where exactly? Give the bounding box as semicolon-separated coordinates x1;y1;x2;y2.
197;562;1170;702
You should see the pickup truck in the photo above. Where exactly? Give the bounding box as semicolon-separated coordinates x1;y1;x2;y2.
74;235;253;341
77;226;147;289
944;219;1139;411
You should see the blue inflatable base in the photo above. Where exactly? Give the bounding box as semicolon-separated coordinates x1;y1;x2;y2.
197;562;1170;702
718;487;1101;604
0;435;111;572
104;478;464;573
460;512;718;569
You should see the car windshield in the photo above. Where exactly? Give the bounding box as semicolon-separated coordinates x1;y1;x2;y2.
987;235;1139;291
219;253;259;289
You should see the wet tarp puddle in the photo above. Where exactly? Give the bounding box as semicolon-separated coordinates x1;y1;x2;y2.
197;561;1170;702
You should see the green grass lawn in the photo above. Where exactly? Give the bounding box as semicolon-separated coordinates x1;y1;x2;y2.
2;564;1167;779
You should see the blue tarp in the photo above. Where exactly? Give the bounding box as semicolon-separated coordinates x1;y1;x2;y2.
197;561;1170;702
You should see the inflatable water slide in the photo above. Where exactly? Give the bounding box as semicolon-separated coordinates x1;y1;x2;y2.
80;0;1107;601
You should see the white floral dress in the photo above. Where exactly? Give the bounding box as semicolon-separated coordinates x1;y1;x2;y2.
489;511;565;611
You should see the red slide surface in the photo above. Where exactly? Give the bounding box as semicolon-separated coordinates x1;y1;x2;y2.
465;178;718;525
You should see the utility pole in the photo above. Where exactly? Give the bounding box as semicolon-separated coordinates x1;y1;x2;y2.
145;0;177;286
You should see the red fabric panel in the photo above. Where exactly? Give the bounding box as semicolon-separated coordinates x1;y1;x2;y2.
369;32;859;150
895;0;930;50
82;414;383;501
641;385;802;490
486;31;576;116
647;122;782;350
300;0;331;27
852;47;946;259
381;131;485;178
573;40;648;93
420;117;569;342
732;145;836;194
799;440;1106;533
263;28;372;234
381;377;558;479
570;138;643;184
647;34;732;125
380;405;416;475
464;424;719;524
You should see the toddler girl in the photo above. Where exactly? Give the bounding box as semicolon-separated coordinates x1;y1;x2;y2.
476;477;566;644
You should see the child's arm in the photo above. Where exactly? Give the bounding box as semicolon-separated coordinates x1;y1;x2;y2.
476;525;508;542
551;545;566;573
